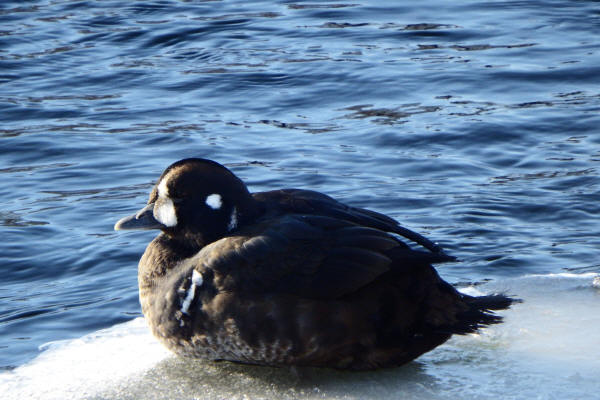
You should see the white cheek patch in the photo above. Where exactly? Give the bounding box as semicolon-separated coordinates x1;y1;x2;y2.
157;178;170;198
154;197;177;227
181;270;203;315
153;176;177;227
205;193;222;210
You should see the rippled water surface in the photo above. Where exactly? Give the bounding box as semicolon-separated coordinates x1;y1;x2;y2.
1;0;599;399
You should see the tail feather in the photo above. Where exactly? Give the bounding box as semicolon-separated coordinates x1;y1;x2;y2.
467;293;518;311
451;293;519;335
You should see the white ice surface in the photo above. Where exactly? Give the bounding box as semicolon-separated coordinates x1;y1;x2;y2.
2;273;599;400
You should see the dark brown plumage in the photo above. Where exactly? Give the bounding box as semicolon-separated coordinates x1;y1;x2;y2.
114;158;515;370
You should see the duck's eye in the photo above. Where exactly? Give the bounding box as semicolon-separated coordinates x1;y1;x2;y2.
169;192;187;203
205;193;223;210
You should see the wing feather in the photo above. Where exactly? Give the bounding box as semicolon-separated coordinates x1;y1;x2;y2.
194;215;397;299
253;189;455;260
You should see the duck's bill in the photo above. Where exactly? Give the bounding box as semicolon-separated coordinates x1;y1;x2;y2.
114;203;164;231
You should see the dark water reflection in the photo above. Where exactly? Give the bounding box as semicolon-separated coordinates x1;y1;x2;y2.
0;0;599;375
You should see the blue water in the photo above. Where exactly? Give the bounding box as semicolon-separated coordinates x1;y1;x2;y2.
1;1;599;398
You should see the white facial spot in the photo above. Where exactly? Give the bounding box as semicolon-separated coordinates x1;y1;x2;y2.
154;177;177;227
205;193;222;210
228;207;238;231
157;178;170;198
181;270;203;315
154;197;177;227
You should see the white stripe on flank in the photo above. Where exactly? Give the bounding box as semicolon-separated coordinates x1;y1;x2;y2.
180;270;203;315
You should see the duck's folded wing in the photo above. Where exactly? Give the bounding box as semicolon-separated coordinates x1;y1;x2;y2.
253;189;454;259
194;214;446;300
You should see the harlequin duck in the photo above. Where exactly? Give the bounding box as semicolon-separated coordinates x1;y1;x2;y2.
114;158;515;370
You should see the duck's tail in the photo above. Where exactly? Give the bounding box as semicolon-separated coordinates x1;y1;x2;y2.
450;292;519;335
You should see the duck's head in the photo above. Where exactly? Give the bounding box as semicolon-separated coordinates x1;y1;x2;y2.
114;158;257;244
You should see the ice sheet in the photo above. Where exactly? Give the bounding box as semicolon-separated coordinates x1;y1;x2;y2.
2;273;598;400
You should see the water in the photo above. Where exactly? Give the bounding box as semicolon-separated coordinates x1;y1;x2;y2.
1;0;599;398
